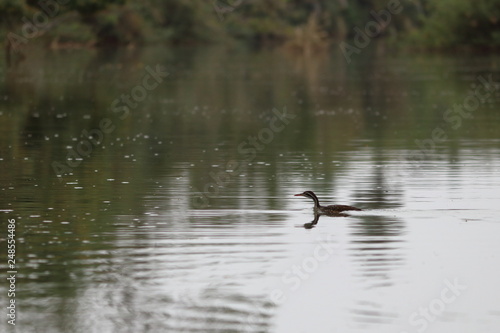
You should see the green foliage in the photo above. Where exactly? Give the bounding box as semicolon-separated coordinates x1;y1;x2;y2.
224;0;291;42
87;6;143;46
1;0;500;49
411;0;500;48
0;0;28;27
134;0;227;43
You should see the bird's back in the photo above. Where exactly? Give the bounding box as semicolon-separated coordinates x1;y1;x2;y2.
320;204;361;213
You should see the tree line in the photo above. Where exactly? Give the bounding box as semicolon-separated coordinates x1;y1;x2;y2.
1;0;499;50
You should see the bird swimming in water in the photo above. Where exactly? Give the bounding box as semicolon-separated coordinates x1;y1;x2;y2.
294;191;361;215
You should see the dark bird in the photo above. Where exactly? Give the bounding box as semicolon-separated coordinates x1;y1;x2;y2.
294;191;361;215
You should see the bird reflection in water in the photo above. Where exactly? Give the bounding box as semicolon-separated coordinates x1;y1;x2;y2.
303;211;351;229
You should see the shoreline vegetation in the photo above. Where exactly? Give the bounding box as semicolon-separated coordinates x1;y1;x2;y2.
1;0;500;55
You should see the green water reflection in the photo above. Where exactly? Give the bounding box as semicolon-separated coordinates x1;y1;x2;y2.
1;45;500;332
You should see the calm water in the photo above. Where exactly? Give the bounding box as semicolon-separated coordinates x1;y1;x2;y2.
1;45;500;333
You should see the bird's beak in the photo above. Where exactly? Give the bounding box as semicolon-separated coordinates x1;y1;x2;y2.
294;193;304;196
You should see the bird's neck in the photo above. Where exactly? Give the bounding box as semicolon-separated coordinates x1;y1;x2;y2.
310;195;321;209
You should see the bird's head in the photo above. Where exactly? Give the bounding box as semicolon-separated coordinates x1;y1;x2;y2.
294;191;316;199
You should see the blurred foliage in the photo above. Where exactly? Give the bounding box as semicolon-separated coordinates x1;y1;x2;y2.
1;0;499;49
134;0;226;44
0;0;28;27
408;0;500;48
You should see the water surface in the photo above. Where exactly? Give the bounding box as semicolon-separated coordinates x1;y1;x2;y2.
1;46;500;332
